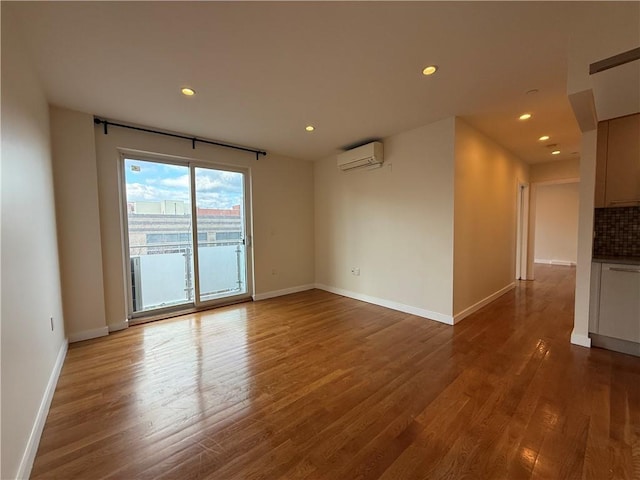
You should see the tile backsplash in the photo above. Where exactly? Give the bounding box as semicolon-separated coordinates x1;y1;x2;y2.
593;206;640;258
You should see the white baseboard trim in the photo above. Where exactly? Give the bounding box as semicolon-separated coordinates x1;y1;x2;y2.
571;331;592;348
314;284;454;325
68;326;109;343
535;259;576;266
253;284;315;302
16;339;68;480
108;319;129;333
453;283;515;324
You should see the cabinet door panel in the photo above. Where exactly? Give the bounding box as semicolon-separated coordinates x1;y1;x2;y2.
598;264;640;342
605;113;640;206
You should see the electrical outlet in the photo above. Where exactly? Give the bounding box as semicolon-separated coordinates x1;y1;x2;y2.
351;267;360;276
50;317;54;331
271;268;277;275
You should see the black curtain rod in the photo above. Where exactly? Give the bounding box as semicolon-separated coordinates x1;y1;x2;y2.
93;117;267;160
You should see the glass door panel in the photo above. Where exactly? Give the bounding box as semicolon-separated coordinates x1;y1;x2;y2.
193;167;247;302
124;158;194;313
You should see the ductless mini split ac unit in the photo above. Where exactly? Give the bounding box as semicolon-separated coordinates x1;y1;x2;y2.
337;141;384;171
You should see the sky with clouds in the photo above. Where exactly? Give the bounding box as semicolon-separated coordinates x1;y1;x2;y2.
124;158;243;209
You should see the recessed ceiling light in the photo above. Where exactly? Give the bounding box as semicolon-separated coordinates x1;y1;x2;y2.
181;87;196;96
538;135;550;141
519;113;532;121
305;125;315;132
422;65;438;76
551;150;561;155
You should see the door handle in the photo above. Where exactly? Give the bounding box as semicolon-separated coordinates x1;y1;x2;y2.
608;200;640;206
608;267;640;273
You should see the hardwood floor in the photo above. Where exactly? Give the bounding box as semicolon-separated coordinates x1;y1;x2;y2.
31;265;640;479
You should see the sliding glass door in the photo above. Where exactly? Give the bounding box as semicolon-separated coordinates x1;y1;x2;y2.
123;156;250;318
193;167;247;302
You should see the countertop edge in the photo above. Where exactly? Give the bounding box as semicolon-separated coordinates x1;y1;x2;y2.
592;257;640;265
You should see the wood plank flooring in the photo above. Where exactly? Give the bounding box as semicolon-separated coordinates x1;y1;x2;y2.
31;265;640;479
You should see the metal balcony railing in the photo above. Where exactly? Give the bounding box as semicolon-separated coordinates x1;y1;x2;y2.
129;240;246;312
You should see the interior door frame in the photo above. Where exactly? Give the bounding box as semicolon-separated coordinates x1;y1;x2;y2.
516;181;530;281
118;150;253;322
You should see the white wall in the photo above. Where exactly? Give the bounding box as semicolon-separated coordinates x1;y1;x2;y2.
534;182;579;265
50;107;108;341
91;123;315;329
572;131;597;347
566;3;639;348
530;158;580;184
453;118;529;318
315;118;456;321
1;10;67;479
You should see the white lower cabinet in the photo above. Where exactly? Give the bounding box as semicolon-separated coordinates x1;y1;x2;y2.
597;263;640;342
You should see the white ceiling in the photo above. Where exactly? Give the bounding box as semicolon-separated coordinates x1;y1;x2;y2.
5;2;634;163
